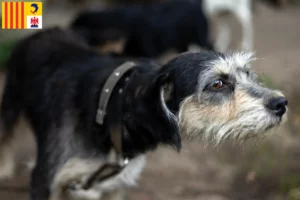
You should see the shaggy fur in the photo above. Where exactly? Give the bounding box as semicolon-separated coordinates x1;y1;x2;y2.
0;27;287;200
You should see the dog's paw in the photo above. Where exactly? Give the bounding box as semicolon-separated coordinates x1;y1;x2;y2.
67;179;102;200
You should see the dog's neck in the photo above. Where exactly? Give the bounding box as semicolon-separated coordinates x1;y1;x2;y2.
96;62;136;157
92;56;201;158
103;66;181;158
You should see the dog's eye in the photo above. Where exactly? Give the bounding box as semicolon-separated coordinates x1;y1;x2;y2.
211;80;223;90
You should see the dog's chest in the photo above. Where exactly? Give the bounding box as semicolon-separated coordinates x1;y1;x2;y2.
52;155;146;200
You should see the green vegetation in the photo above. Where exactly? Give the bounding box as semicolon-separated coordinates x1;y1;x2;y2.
0;40;16;70
281;175;300;195
288;188;300;200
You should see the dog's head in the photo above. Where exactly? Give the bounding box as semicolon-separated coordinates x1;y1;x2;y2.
158;51;288;143
122;51;287;155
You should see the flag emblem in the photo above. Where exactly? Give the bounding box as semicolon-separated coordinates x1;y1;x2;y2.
30;16;39;27
1;2;43;29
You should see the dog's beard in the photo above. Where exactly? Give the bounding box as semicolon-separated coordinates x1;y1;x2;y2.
178;95;287;144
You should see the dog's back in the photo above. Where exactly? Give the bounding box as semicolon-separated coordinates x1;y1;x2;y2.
123;0;213;56
0;27;158;136
0;28;91;135
0;27;89;179
70;6;144;46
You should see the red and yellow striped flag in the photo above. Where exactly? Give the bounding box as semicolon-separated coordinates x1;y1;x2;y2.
2;2;43;29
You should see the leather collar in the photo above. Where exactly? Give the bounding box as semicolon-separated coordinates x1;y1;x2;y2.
82;61;136;190
96;61;136;154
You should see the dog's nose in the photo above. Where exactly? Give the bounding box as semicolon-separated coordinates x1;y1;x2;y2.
266;97;288;117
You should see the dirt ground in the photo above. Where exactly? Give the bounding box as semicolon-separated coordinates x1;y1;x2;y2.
1;2;300;200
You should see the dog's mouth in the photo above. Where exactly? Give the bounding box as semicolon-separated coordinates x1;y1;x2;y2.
270;107;288;125
177;97;288;143
210;112;287;143
246;110;288;139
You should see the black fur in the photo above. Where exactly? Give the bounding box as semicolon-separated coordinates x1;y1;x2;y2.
1;27;221;200
71;0;213;58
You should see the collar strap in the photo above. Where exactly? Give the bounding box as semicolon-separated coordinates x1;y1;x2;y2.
96;61;136;155
96;61;136;125
76;62;136;191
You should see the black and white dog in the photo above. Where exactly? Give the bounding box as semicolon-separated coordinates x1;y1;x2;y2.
0;27;287;200
70;0;214;58
71;0;253;57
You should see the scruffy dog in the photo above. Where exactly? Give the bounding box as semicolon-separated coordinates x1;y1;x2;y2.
0;28;287;200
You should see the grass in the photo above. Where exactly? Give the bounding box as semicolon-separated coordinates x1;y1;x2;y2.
0;40;17;70
281;174;300;195
288;188;300;200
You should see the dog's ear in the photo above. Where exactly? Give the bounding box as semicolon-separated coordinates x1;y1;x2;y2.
123;71;181;154
153;73;181;150
155;73;170;86
154;73;173;108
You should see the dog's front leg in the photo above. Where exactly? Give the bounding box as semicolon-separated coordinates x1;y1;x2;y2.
67;183;102;200
49;157;106;200
30;164;51;200
49;178;103;200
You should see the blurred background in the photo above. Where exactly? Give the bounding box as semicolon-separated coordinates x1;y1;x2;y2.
0;0;300;200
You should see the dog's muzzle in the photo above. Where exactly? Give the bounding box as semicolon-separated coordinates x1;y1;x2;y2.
266;96;288;118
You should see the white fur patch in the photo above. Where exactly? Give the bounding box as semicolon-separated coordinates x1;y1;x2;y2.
160;88;177;123
210;52;256;74
51;155;146;200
